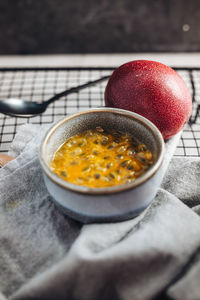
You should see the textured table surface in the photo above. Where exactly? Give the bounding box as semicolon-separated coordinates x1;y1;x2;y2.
1;53;200;68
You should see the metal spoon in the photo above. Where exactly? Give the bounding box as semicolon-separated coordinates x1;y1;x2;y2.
0;75;110;118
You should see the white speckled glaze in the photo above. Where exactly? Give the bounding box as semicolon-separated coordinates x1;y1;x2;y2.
39;108;165;223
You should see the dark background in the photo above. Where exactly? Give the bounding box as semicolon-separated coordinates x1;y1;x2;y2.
0;0;200;54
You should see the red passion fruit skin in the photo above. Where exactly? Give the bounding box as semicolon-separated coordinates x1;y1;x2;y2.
105;60;192;140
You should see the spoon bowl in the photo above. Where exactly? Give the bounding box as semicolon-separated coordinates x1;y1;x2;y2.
0;99;48;118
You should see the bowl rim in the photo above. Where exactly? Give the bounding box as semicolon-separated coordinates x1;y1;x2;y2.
39;108;165;195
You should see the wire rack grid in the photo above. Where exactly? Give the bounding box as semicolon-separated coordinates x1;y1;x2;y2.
0;67;199;156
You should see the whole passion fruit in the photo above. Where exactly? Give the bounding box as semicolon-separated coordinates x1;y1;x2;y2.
105;60;192;140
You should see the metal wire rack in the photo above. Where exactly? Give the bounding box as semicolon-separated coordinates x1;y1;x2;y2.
0;67;199;156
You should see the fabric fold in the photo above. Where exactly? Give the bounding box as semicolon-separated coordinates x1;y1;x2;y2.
11;190;200;300
0;124;199;300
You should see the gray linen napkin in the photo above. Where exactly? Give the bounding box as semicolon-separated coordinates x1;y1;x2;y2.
0;124;200;300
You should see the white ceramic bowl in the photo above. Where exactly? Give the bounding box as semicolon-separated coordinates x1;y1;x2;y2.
39;108;165;223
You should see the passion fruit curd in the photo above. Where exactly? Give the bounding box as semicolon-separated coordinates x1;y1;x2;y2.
50;127;153;188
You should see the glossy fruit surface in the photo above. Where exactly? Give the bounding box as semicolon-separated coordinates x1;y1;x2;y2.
105;60;192;139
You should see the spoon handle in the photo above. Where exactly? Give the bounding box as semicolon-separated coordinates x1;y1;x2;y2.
46;75;110;105
0;153;14;167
